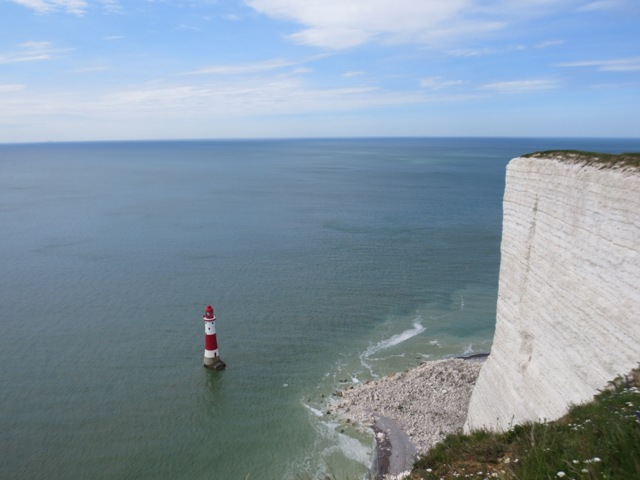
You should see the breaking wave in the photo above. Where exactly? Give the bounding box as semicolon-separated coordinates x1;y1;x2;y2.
364;320;426;358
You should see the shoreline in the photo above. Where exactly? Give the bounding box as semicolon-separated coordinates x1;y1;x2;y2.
331;356;487;479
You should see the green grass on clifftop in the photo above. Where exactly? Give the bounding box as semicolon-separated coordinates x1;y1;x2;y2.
521;150;640;170
412;368;640;480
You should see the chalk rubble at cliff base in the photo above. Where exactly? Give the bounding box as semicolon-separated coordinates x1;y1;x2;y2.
331;359;482;460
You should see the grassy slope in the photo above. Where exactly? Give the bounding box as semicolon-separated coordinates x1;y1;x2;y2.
411;368;640;480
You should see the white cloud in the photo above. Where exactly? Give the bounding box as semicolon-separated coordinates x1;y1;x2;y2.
535;39;564;48
9;0;88;15
447;47;495;57
100;0;121;14
289;27;372;50
21;41;52;49
0;53;49;64
0;74;432;130
0;42;57;64
555;57;640;72
73;66;109;73
243;0;580;49
420;77;464;90
185;58;298;75
578;0;625;11
95;79;422;118
245;0;480;49
481;79;557;93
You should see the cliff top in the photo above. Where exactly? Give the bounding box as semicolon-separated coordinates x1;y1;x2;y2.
522;150;640;171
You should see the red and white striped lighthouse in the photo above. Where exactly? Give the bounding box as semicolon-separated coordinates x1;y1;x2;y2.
203;305;226;370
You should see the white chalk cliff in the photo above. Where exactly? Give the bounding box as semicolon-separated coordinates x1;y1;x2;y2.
465;152;640;432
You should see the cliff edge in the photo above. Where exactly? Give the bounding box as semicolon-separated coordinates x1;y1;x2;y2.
465;151;640;432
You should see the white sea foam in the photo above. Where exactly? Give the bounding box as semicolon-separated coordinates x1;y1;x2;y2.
357;320;427;377
291;411;373;479
319;420;372;466
335;429;372;466
365;321;426;358
304;403;324;418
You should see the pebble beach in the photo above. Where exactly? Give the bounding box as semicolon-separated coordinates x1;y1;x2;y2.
331;358;485;478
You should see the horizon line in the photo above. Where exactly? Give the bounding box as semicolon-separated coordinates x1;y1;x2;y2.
2;134;640;147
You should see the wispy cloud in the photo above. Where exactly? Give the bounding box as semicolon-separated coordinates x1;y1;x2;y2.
9;0;87;15
0;41;58;64
481;79;558;93
22;41;51;50
447;47;495;57
342;71;365;78
73;66;109;73
535;39;564;49
98;79;421;117
185;58;298;75
100;0;122;14
555;57;640;72
420;77;464;90
577;0;626;12
288;27;371;50
0;75;432;129
449;40;560;56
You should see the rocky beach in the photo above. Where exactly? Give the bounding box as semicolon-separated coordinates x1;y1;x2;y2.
331;357;485;478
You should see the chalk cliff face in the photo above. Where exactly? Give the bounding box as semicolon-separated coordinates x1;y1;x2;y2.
465;153;640;432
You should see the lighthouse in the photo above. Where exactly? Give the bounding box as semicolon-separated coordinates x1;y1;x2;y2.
203;305;226;370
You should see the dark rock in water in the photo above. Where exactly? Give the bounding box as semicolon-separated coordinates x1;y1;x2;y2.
455;352;490;362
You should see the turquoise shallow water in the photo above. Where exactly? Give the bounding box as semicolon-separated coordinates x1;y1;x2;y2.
2;138;639;479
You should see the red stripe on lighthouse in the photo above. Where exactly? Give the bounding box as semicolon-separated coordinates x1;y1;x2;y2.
205;333;218;351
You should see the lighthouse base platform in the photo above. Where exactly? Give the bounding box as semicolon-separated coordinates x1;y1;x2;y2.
204;356;226;371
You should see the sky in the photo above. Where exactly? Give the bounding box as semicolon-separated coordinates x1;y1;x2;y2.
1;0;639;142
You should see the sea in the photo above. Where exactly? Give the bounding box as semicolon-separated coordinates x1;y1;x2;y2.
2;137;639;479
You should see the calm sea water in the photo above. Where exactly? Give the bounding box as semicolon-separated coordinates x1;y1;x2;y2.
2;138;639;479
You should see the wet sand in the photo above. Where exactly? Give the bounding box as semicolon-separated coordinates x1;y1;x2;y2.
331;357;486;479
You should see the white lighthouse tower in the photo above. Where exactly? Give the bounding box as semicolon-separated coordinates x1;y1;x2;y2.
203;305;226;370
